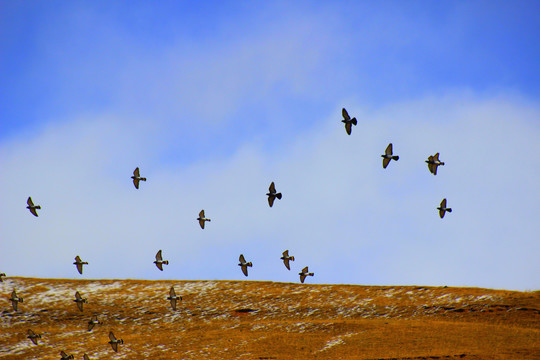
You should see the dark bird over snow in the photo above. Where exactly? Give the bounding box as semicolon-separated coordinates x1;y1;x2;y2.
238;254;252;277
9;290;23;311
197;209;211;229
341;108;357;135
437;198;452;219
299;266;314;283
280;250;295;270
88;315;100;331
26;196;41;217
73;256;88;275
27;329;41;345
131;167;147;189
60;350;74;359
381;143;399;169
108;331;124;352
266;181;282;207
167;286;182;311
74;291;87;312
154;250;169;271
426;152;445;175
0;273;6;282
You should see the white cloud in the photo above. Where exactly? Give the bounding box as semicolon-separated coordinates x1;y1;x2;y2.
1;94;538;290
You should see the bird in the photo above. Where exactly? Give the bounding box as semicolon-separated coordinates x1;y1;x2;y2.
238;254;252;277
426;152;445;175
131;167;147;189
74;291;87;312
60;351;74;360
437;198;452;219
27;329;41;345
154;250;169;271
381;143;399;169
266;182;282;207
341;108;357;135
9;290;23;311
197;210;211;229
299;266;314;283
88;315;100;331
167;286;182;311
83;355;90;360
280;250;295;270
108;331;124;352
73;256;88;275
0;273;6;282
26;197;41;217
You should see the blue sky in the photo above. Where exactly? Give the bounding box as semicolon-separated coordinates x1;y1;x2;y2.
1;1;539;290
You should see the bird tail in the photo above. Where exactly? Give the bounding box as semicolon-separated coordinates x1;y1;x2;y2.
440;162;445;166
247;262;252;267
163;261;169;265
447;208;452;213
392;156;399;161
290;256;295;261
83;262;88;265
276;193;282;200
35;205;41;209
309;273;314;276
207;219;211;222
141;178;147;181
19;298;23;303
119;339;124;344
352;118;357;126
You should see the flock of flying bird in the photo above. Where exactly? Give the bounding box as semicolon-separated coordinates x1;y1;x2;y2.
3;108;452;358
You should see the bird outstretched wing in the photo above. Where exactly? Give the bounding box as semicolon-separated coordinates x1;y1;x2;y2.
268;195;275;207
385;143;393;156
382;157;391;169
269;182;276;193
199;218;205;229
27;197;34;206
283;258;291;270
239;254;246;263
109;331;117;341
133;167;140;177
345;122;352;135
156;250;163;261
342;108;350;121
300;274;306;283
170;286;176;298
199;210;205;218
241;265;249;277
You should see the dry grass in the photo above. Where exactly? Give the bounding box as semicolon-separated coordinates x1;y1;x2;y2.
1;278;538;359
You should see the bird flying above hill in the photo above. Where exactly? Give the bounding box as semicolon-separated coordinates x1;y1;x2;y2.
426;153;445;175
197;210;211;229
238;254;252;277
9;290;23;311
299;266;314;283
131;167;147;189
26;329;41;345
26;197;41;217
154;250;169;271
60;350;74;359
341;108;357;135
280;250;295;270
88;315;100;331
0;273;6;282
266;182;282;207
73;256;88;275
74;291;87;312
108;331;124;352
167;286;182;311
381;143;399;169
437;198;452;219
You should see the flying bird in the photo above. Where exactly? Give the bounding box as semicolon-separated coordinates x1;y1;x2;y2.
197;210;211;229
0;273;6;282
280;250;295;270
108;331;124;352
74;291;87;312
26;197;41;217
238;254;252;277
27;329;41;345
299;266;314;283
131;167;147;189
9;290;23;311
266;182;282;207
426;153;445;175
154;250;169;271
60;351;74;360
381;143;399;169
88;315;100;331
167;286;182;311
341;108;358;135
73;256;88;275
437;198;452;219
83;355;90;360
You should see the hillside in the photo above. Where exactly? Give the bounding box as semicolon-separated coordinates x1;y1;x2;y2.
1;278;538;359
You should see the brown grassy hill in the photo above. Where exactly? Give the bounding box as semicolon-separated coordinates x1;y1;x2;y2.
0;278;538;359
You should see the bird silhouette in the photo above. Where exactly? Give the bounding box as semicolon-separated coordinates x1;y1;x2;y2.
9;290;23;311
280;250;295;270
341;108;358;135
83;354;90;360
426;153;445;175
0;273;6;282
238;254;252;277
74;291;87;312
60;350;74;359
437;198;452;219
88;315;100;331
131;167;147;189
197;210;211;229
73;256;88;275
26;197;41;217
299;266;314;283
167;286;182;311
108;331;124;352
381;143;399;169
27;329;41;345
266;182;282;207
154;250;169;271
